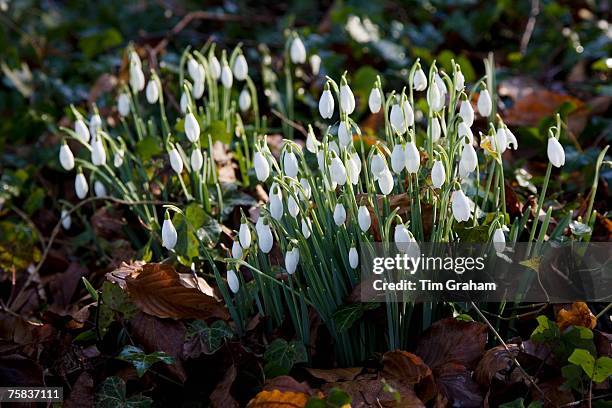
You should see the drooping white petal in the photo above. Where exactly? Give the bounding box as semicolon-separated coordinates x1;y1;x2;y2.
378;168;394;195
340;84;356;115
310;54;321;75
290;37;307;64
454;70;465;91
459;142;477;178
162;218;178;250
75;119;90;143
239;89;251;112
477;89;492;117
306;128;320;153
239;222;251;249
61;209;71;230
413;68;427;91
390;104;406;135
169;148;183;174
288;195;300;217
301;217;312;239
59;143;75;171
221;64;233;89
358;206;371;232
94;181;107;197
547;137;565;168
391;144;405;174
318;89;334;119
269;185;284;220
370;153;387;181
330;156;347;186
179;93;188;114
458;122;474;144
338;121;352;148
231;240;243;259
333;203;347;226
493;228;506;253
75;172;88;199
91;137;106;166
430;117;441;143
431;160;446;189
368;87;382;113
191;148;203;172
209;55;221;80
227;269;240;293
146;80;159;104
253;151;270;182
283;151;299;178
459;100;474;127
233;54;248;81
404;142;420;174
118;93;130;117
505;128;518;150
256;217;274;253
113;150;124;168
285;247;300;274
451;190;471;222
89;114;102;138
349;247;359;269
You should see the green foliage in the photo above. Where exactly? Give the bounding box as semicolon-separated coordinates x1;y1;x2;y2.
117;345;174;377
306;388;352;408
263;339;308;378
568;349;612;384
95;376;152;408
499;398;543;408
531;315;596;361
333;303;379;332
184;320;234;355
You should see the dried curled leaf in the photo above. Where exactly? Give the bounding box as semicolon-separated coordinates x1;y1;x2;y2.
305;367;363;383
382;351;436;402
246;390;309;407
556;302;597;332
321;378;424;408
474;345;523;387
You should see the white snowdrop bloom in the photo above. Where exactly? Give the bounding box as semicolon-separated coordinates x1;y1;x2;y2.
231;240;243;259
239;88;251;112
378;167;394;195
227;269;240;293
117;93;130;117
256;217;273;253
221;63;233;89
459;142;477;178
59;142;75;171
75;119;90;143
310;54;321;75
91;137;106;166
427;81;443;112
285;247;300;274
370;153;387;180
253;151;270;182
306;128;320;153
349;247;359;269
317;151;326;171
179;93;188;114
493;228;506;253
169;147;183;174
288;195;300;217
301;217;311;239
329;141;340;155
191;148;203;172
430;117;441;143
75;172;88;199
368;87;382;113
413;68;427;91
394;224;417;256
494;127;508;154
187;58;200;82
435;73;447;97
319;89;334;119
185;113;200;143
61;209;71;230
451;190;471;222
129;62;145;92
333;203;347;226
458;122;474;144
346;153;361;185
404;142;420;174
505;128;518;150
390;104;406;134
454;70;465;91
391;144;405;174
431;160;446;189
330;156;347;186
338;121;352;148
339;84;356;114
89;114;102;138
193;79;205;99
299;178;311;199
94;181;107;197
547;137;565;168
113;150;124;168
233;54;248;81
394;224;410;245
402;100;414;127
209;55;221;80
290;36;307;64
162;215;178;250
459;100;474;127
146;80;159;104
358;205;371;232
269;184;284;220
283;150;299;178
239;221;251;249
477;89;492;117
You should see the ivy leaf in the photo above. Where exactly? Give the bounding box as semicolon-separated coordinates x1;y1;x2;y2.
263;339;308;377
183;320;234;358
95;376;152;408
593;356;612;383
117;345;174;377
333;303;379;332
530;315;560;344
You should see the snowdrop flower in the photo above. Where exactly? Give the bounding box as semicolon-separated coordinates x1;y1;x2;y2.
59;142;75;171
129;62;145;92
61;209;71;230
430;117;441;143
339;83;356;114
310;54;321;75
459;142;477;178
370;153;387;180
394;224;419;257
169;147;183;174
283;150;299;178
493;228;506;253
390;101;414;134
185;112;200;143
221;62;233;89
75;171;88;199
290;36;307;64
179;93;188;114
253;151;270;182
334;203;347;226
505;128;518;150
193;77;205;99
330;156;347;186
346;153;361;185
191;148;203;172
358;206;371;232
299;178;311;200
391;144;405;174
146;79;159;104
378;167;394;195
301;217;311;239
413;68;427;91
435;74;448;97
233;54;248;81
288;195;300;217
162;212;178;250
427;81;443;112
285;246;300;274
113;150;124;168
349;247;359;269
239;88;251;112
306;127;320;153
458;122;474;144
404;141;420;174
494;126;508;154
451;190;471;222
547;137;565;168
431;160;446;189
75;119;90;143
187;58;201;82
209;55;221;80
227;269;239;293
231;239;243;259
117;93;130;117
94;181;107;197
477;89;492;117
269;184;284;220
319;87;334;119
89;114;102;138
454;69;465;91
338;121;352;148
368;87;382;113
239;221;251;249
91;137;106;166
459;100;474;127
256;217;273;253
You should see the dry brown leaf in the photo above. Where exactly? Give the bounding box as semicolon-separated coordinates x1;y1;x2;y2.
474;345;523;387
210;364;239;408
382;350;436;402
106;261;145;289
263;376;314;395
305;367;362;382
556;302;597;331
64;371;94;408
434;363;482;407
246;390;309;407
321;377;425;408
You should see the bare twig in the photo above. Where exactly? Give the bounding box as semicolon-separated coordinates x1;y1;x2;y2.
520;0;540;55
271;109;308;137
